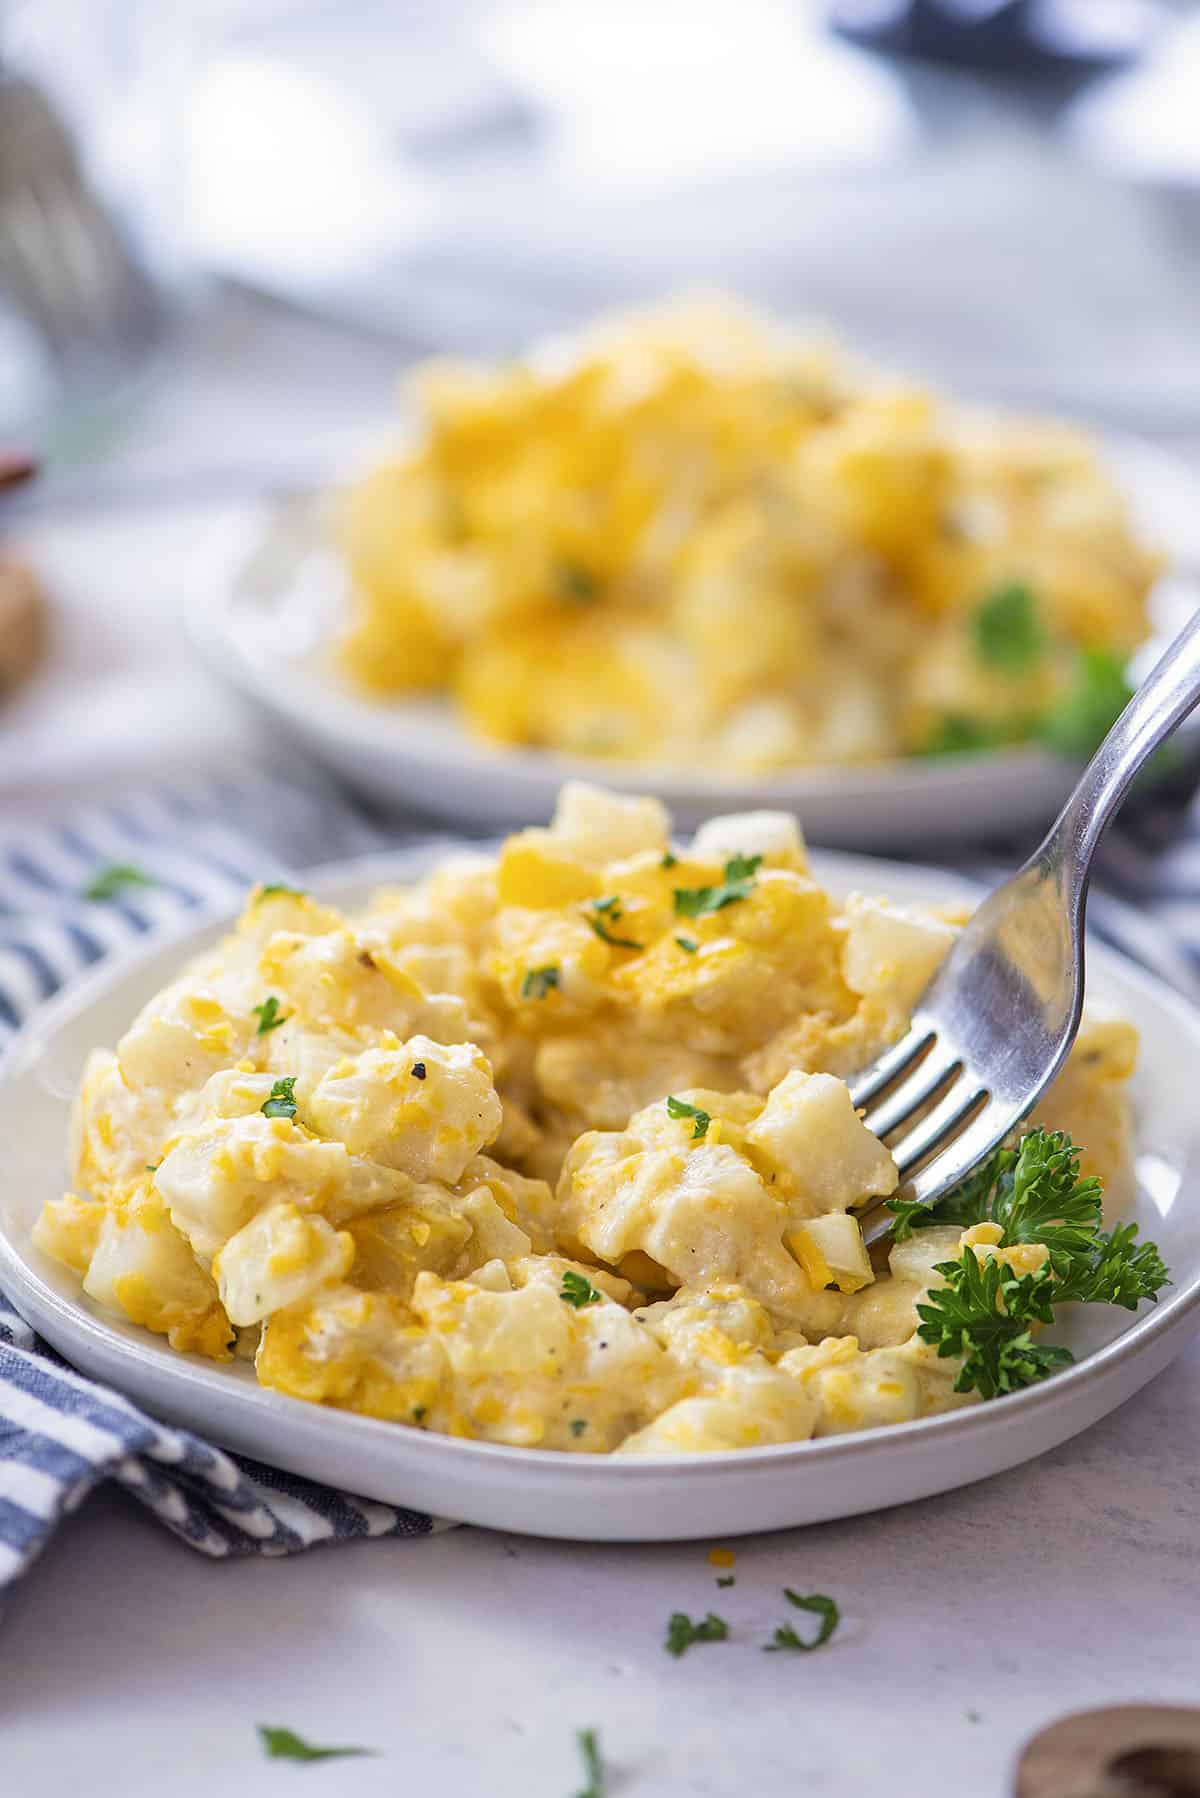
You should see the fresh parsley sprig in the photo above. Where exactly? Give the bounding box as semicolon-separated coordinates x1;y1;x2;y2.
251;995;289;1036
898;1128;1169;1401
261;1076;298;1120
666;1095;710;1140
257;1725;374;1763
560;1270;603;1309
665;1611;729;1657
763;1590;840;1654
573;1728;605;1798
82;863;157;902
585;896;643;950
522;965;561;1000
674;854;762;919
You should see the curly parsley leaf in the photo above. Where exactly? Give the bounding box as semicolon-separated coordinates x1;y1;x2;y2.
906;1128;1168;1401
257;1726;374;1763
1050;1220;1170;1310
674;854;762;919
522;964;561;1000
916;1255;1069;1399
666;1095;710;1140
763;1590;840;1653
573;1727;605;1798
1038;647;1133;761
560;1269;603;1309
586;896;643;950
973;581;1046;674
252;995;289;1036
82;863;157;902
665;1611;729;1657
261;1076;298;1120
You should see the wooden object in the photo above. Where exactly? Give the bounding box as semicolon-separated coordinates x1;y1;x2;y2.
0;554;48;696
1017;1705;1200;1796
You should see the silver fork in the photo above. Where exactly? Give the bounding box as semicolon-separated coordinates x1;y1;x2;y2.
853;608;1200;1246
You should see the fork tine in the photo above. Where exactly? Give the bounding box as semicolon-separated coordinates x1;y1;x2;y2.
847;1023;935;1111
891;1078;988;1178
859;1098;1007;1248
858;1046;963;1140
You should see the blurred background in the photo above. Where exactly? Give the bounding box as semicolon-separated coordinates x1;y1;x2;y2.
3;0;1200;820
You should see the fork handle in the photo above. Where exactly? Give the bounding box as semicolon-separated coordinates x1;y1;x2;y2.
1043;607;1200;896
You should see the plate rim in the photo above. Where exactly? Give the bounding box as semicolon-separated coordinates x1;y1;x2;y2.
2;842;1199;1484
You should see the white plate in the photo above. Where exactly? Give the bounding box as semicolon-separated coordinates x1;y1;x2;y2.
186;434;1200;846
2;847;1199;1541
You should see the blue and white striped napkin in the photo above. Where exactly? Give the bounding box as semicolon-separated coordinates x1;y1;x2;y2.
2;767;1198;1589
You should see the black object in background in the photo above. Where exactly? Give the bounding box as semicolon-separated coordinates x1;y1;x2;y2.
830;0;1165;75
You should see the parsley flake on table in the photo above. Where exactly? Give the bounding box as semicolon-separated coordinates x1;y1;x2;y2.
972;581;1045;674
716;1575;735;1588
560;1270;603;1309
573;1727;605;1798
896;1128;1169;1400
81;863;157;902
261;1076;298;1120
763;1590;840;1653
674;854;762;919
665;1611;729;1657
522;965;561;1000
257;1725;375;1763
256;882;306;902
251;995;289;1036
586;896;642;950
666;1095;710;1140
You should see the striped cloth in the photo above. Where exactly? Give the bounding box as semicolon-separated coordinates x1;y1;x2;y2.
2;766;1198;1589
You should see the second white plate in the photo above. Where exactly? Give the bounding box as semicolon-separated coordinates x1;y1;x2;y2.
186;434;1200;846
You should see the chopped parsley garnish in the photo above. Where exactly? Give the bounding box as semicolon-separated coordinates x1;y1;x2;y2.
257;1726;374;1763
412;1405;427;1423
675;935;699;954
522;965;561;1000
661;851;678;869
716;1575;736;1588
665;1611;729;1657
261;1076;298;1120
557;561;600;604
666;1095;710;1140
972;581;1045;674
251;995;289;1036
256;882;305;902
144;1162;160;1174
586;896;643;950
573;1728;605;1798
570;1418;588;1438
560;1270;603;1309
81;863;157;902
674;854;762;919
894;1128;1169;1400
918;715;1005;759
763;1590;840;1653
411;1061;427;1080
1038;647;1133;761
